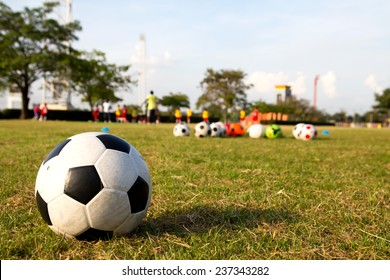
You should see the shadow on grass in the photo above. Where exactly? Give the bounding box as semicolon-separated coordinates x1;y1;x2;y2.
138;205;298;236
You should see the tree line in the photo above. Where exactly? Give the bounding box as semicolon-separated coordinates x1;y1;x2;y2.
0;1;388;123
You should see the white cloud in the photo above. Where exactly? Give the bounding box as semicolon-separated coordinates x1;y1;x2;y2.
163;51;172;62
364;74;383;93
320;71;337;98
247;71;288;94
289;72;306;96
130;41;173;66
247;71;307;98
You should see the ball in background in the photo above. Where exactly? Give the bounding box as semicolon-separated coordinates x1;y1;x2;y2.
194;121;211;138
292;123;305;139
35;132;152;240
210;122;221;137
265;124;282;139
228;123;245;136
215;122;228;137
299;124;317;140
173;123;190;137
247;124;266;139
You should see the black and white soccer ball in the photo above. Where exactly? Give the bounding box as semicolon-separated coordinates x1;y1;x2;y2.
35;132;152;240
194;121;211;138
173;123;190;137
210;122;221;137
216;122;227;137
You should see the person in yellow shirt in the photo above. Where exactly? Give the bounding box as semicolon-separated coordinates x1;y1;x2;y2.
115;105;121;122
240;108;246;124
143;90;158;124
186;108;192;123
202;109;209;124
175;108;182;123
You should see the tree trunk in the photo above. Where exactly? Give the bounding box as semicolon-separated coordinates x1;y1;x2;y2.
20;85;30;119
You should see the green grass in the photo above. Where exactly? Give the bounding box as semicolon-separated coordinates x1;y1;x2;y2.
0;120;389;260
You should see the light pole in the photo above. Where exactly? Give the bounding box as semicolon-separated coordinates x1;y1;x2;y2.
314;75;319;112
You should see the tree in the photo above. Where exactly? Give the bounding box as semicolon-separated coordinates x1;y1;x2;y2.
0;1;81;118
197;68;252;123
373;88;390;113
69;50;135;110
159;92;190;118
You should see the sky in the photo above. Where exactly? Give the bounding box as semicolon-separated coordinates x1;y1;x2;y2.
1;0;390;115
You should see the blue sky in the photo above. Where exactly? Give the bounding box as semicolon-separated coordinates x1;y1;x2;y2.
2;0;390;114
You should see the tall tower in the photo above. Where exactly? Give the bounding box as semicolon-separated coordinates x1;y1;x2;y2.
313;75;319;112
42;0;73;110
138;34;147;106
275;85;292;103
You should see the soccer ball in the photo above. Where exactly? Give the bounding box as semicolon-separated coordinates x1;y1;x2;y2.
265;124;282;139
292;123;305;139
247;124;266;139
194;121;211;138
299;124;317;140
35;132;152;240
227;123;245;136
210;122;221;137
173;123;190;137
216;122;227;137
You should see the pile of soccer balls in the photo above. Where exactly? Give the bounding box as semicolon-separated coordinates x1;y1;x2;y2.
174;121;318;141
174;122;286;139
174;121;245;138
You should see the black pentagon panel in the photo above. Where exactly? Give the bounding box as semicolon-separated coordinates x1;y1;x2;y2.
35;191;52;225
76;228;113;241
96;134;130;154
64;166;103;205
43;139;71;165
128;176;149;213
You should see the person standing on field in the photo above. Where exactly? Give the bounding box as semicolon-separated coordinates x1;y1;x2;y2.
92;104;99;122
186;108;192;123
115;104;121;122
252;108;259;123
202;109;209;124
240;108;246;124
131;107;138;123
175;108;182;123
39;103;48;121
103;100;112;122
33;104;40;120
143;90;158;124
121;105;128;123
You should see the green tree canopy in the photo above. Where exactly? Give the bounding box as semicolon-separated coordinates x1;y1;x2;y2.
159;92;190;117
0;1;81;118
69;50;135;110
196;68;252;122
373;88;390;113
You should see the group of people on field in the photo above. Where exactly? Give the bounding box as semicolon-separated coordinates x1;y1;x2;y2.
92;100;129;123
175;108;193;124
33;103;49;121
91;90;260;125
91;92;158;124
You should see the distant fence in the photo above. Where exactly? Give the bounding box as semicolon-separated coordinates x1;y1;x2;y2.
0;109;218;123
0;109;335;126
